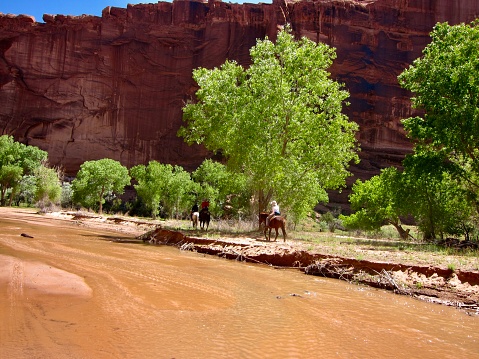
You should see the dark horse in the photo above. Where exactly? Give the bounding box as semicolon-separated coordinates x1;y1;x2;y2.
259;212;287;242
199;208;210;231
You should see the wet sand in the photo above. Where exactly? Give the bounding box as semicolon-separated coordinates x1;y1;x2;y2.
1;208;479;358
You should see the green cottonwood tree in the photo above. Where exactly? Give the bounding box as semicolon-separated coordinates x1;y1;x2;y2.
192;159;249;217
340;167;412;239
342;154;473;240
131;161;174;218
162;165;197;219
0;135;47;206
396;21;479;239
400;153;473;240
131;161;197;219
179;26;359;222
72;159;130;214
398;21;479;198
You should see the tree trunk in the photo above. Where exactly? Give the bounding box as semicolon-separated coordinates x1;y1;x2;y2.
258;189;273;213
389;219;411;240
8;187;16;207
0;187;5;206
99;187;104;215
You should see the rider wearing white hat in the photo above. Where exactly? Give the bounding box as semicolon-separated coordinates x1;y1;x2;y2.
267;200;280;226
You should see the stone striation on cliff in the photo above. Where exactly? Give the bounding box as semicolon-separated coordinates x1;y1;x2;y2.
1;1;479;195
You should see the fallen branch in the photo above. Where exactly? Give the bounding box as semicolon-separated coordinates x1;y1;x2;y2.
379;269;410;295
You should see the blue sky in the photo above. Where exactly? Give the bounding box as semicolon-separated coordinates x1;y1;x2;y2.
1;1;133;22
1;0;269;23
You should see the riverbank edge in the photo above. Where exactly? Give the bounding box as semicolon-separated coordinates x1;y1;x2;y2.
143;228;479;314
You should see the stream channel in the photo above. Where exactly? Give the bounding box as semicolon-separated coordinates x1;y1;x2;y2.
1;210;478;358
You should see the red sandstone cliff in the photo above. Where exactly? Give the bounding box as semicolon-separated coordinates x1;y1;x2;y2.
1;0;479;203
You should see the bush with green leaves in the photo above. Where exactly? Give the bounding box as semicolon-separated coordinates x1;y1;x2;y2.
60;182;74;208
34;164;62;210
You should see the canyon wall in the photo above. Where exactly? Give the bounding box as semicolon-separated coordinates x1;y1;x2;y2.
1;0;479;206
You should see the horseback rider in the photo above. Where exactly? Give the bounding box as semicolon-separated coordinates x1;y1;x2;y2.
191;202;199;220
199;199;211;231
266;200;280;226
200;198;209;213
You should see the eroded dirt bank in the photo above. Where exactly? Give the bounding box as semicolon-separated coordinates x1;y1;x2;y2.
143;228;479;314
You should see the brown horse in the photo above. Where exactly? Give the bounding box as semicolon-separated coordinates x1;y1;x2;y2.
259;212;287;242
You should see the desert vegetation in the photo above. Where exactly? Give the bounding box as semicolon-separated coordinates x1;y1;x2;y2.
2;22;479;249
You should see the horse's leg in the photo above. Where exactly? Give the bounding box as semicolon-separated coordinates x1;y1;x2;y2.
264;227;268;241
282;225;287;242
274;228;279;242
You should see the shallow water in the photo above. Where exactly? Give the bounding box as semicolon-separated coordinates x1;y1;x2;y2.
1;210;478;358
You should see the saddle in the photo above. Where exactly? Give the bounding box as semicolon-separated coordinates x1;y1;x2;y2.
266;214;280;227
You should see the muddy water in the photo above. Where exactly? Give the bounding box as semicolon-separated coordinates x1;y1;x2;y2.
1;210;478;359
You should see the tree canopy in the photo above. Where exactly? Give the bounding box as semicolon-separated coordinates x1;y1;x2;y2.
0;135;47;206
393;20;479;240
398;20;479;196
342;154;473;240
179;26;359;221
72;159;130;214
131;161;174;218
404;153;473;240
161;165;197;219
340;167;411;239
131;161;197;219
192;159;249;218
